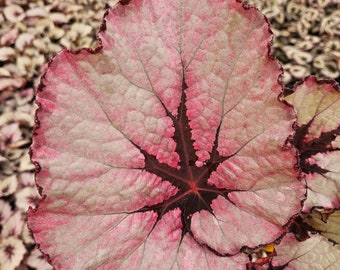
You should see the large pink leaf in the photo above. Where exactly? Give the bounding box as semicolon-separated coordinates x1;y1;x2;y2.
28;0;305;269
284;77;340;211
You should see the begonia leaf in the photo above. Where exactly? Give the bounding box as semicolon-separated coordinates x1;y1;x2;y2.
284;77;339;141
0;175;18;197
26;247;54;270
0;237;26;270
271;233;340;270
0;199;12;226
284;77;340;211
304;152;340;210
28;0;305;269
1;211;24;238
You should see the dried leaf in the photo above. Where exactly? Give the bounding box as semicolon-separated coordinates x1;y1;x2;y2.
305;208;340;244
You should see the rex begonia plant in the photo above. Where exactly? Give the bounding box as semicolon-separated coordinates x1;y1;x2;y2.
28;0;340;269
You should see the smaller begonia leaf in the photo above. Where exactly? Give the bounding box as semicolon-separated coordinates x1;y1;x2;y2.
26;247;53;270
0;237;26;270
1;211;24;239
271;233;340;270
304;152;340;210
0;200;12;226
284;77;340;142
283;76;340;211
